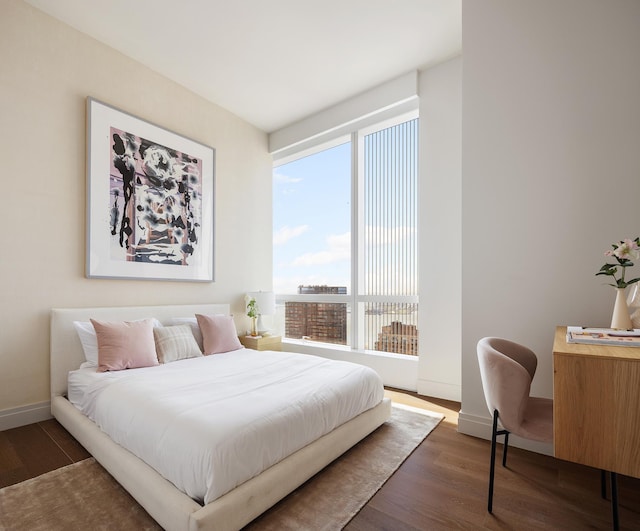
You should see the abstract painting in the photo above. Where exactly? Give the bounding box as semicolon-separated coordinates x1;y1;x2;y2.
87;98;214;281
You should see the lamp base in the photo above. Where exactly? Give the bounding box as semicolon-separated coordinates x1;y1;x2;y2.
256;314;270;336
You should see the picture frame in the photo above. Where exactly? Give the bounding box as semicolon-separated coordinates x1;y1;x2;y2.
86;97;215;282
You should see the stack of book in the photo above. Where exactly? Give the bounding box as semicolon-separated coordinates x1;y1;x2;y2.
566;326;640;347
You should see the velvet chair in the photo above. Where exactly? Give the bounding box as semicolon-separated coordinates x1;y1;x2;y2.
476;337;553;513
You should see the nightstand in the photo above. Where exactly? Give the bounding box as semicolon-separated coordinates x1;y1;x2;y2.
239;335;282;351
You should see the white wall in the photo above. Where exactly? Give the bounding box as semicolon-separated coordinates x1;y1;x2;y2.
418;57;462;401
0;0;272;425
459;0;640;452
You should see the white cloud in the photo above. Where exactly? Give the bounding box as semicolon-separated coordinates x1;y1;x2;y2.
291;232;350;266
273;171;302;184
273;224;309;245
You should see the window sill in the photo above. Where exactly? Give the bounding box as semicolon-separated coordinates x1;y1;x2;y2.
282;337;418;361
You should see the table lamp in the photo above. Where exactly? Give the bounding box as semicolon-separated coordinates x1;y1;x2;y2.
247;291;276;335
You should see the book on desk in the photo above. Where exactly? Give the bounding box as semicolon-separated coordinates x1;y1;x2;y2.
566;326;640;347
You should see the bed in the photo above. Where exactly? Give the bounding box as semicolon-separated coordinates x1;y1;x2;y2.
50;303;391;531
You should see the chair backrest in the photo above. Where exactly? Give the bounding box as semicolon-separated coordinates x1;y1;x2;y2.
477;337;538;433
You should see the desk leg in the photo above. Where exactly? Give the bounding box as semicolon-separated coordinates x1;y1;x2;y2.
611;472;619;531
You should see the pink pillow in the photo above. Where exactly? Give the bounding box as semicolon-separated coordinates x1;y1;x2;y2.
195;314;242;355
91;318;159;372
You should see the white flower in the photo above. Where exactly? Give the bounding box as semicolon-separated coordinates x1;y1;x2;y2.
597;237;640;289
613;239;640;261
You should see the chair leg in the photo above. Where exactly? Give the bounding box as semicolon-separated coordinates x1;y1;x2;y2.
488;410;509;513
601;469;607;499
502;431;509;467
488;410;499;513
611;472;619;531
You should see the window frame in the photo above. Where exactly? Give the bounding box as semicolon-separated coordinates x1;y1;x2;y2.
273;110;419;355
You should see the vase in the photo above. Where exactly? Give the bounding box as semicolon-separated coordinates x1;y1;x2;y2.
250;317;258;337
627;284;640;329
611;287;632;330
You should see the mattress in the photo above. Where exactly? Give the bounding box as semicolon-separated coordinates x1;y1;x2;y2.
68;349;384;505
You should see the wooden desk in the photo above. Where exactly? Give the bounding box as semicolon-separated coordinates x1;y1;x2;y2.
553;326;640;478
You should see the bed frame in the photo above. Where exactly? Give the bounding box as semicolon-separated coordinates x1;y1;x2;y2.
50;304;391;531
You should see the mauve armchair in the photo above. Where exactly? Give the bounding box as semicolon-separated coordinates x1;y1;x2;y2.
476;337;553;513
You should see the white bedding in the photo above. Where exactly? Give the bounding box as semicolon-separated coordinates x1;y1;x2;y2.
68;348;384;505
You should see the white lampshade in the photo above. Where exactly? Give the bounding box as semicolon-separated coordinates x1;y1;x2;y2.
247;291;276;335
247;291;276;316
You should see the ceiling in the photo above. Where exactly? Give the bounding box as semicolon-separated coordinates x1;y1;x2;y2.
24;0;461;133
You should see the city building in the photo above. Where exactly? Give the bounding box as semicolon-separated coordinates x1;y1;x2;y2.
285;286;347;344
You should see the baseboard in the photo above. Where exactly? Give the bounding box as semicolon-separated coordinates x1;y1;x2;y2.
0;401;52;431
458;410;553;456
417;379;461;402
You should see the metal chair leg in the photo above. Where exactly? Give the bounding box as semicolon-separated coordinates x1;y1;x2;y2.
488;409;509;513
502;431;509;467
611;472;619;531
488;410;499;513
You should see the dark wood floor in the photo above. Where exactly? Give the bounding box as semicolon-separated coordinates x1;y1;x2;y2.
0;418;90;488
1;391;639;530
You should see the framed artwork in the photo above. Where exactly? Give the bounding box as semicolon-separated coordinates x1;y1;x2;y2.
86;98;215;281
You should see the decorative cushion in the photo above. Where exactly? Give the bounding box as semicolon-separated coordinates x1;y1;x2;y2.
195;314;243;355
167;317;205;352
73;318;161;367
153;325;203;363
90;318;159;372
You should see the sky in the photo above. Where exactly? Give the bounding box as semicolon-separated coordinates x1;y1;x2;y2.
273;118;419;297
273;141;351;294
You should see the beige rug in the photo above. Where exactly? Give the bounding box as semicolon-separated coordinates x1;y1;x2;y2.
0;405;442;531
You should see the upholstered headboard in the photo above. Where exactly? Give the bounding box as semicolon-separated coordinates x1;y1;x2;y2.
50;303;230;400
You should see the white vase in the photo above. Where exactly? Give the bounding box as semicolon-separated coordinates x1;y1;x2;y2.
627;284;640;329
611;287;632;330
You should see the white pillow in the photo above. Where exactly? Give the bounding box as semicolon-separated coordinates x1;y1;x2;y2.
73;318;161;367
73;321;100;367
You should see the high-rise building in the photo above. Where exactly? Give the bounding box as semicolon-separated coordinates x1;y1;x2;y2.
285;286;347;344
374;321;418;356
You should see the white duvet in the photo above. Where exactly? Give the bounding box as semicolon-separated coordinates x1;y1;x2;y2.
68;349;384;505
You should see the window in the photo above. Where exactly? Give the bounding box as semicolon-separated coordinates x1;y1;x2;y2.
361;118;419;353
273;116;419;356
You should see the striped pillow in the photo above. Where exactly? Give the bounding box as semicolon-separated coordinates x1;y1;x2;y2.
153;325;203;363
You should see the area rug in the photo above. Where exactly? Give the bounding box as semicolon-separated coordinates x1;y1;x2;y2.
0;405;443;531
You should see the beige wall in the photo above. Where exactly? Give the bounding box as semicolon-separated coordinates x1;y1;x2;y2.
459;0;640;452
0;1;272;416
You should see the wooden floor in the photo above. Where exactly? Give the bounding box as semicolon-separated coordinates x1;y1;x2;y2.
1;390;639;530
